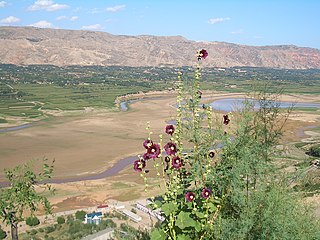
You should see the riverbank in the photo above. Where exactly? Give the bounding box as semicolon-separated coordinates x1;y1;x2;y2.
1;91;319;181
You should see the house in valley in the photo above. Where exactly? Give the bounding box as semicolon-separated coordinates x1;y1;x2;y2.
84;212;103;225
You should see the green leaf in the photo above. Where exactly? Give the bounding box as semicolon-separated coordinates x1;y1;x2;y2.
176;211;196;229
206;202;217;213
162;202;178;216
150;228;166;240
154;200;163;208
194;211;205;219
177;234;192;240
194;221;201;232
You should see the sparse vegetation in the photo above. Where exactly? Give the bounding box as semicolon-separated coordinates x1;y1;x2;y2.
20;219;116;240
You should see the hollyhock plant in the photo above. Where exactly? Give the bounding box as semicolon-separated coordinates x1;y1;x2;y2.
164;142;177;156
147;143;161;159
143;152;151;161
185;192;196;202
133;159;146;172
134;50;223;240
143;139;153;149
202;188;211;199
198;49;208;60
165;124;175;135
172;156;182;169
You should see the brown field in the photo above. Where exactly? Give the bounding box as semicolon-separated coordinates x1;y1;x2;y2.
0;91;319;212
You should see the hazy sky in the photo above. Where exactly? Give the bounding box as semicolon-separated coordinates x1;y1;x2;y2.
1;0;319;49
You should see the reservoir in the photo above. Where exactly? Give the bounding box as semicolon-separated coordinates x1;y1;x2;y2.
209;98;320;112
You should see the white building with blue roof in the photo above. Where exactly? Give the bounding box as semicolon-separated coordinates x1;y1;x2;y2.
84;212;103;225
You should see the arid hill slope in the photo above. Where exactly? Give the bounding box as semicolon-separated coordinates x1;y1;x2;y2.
1;26;320;69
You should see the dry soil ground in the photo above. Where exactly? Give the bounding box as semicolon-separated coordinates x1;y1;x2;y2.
0;91;319;213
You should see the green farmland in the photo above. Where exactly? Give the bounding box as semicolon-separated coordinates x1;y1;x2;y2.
1;64;320;122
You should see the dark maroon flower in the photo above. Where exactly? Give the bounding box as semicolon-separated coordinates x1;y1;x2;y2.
185;192;196;202
201;188;211;199
197;90;202;99
143;139;153;149
165;125;175;135
223;114;230;125
198;49;208;60
147;143;161;159
209;151;215;158
164;142;177;156
172;156;182;169
133;159;146;172
143;153;151;161
164;156;170;163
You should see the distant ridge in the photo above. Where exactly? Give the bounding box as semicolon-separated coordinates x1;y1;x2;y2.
1;26;320;69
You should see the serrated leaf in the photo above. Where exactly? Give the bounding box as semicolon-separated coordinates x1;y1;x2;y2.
154;200;162;208
207;202;217;213
194;221;201;232
195;211;205;219
177;234;192;240
162;202;178;216
150;228;166;240
176;211;196;229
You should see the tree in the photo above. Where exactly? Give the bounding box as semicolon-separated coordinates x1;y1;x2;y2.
0;159;54;240
212;91;320;239
26;216;40;227
75;210;87;221
57;216;65;224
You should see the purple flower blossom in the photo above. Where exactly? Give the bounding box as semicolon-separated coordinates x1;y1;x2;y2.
201;188;211;199
147;143;161;159
185;192;196;202
198;49;208;60
164;142;177;156
223;114;230;125
143;139;153;149
143;153;151;161
165;125;175;135
133;159;146;172
172;156;182;169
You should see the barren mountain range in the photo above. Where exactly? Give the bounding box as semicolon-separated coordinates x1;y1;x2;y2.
1;26;320;69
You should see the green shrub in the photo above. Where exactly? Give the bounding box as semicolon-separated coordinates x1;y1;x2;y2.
44;226;55;234
57;216;65;224
309;144;320;157
0;228;7;239
75;210;87;221
26;216;40;227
